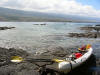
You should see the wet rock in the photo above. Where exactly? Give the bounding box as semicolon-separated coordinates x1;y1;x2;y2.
80;26;94;31
95;24;100;26
0;47;67;75
0;48;29;63
33;24;40;25
0;62;40;75
0;27;15;30
33;24;46;25
68;25;100;38
0;45;94;75
35;46;69;58
40;24;46;25
47;46;68;57
68;32;99;38
80;26;100;33
0;47;40;75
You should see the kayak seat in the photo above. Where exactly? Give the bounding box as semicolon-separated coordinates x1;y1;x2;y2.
66;52;83;61
74;53;82;59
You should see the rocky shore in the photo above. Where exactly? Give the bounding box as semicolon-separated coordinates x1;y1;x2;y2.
0;45;81;75
68;32;100;38
0;45;99;75
0;47;35;75
68;26;100;38
1;39;100;75
0;46;64;75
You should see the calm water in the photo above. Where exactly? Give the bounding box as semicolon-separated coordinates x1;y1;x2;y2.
0;22;100;74
0;22;99;52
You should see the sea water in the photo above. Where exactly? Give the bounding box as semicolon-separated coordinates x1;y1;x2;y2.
0;22;99;52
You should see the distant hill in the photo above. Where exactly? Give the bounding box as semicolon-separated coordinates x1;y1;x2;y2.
0;7;100;22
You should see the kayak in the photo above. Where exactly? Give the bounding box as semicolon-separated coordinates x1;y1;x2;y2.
58;46;93;73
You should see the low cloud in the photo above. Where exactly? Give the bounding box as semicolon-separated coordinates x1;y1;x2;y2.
0;0;100;18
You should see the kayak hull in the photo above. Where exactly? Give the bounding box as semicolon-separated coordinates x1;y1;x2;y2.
58;48;93;73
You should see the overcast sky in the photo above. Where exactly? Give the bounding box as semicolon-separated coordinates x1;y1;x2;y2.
0;0;100;18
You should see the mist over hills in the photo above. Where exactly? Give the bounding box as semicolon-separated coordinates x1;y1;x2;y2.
0;7;100;22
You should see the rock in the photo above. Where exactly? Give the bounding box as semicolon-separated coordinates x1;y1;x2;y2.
0;47;40;75
0;47;67;75
95;24;100;26
0;45;88;75
0;62;40;75
33;24;46;25
40;24;46;25
68;25;100;38
0;26;15;30
68;32;100;38
80;26;100;33
80;26;94;30
35;46;69;58
47;46;68;57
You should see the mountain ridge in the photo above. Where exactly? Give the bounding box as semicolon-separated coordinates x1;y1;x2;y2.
0;7;100;22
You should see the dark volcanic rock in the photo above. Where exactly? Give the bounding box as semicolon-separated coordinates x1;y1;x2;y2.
80;26;100;33
68;26;100;38
47;46;68;57
0;48;28;63
68;32;99;38
0;27;15;30
80;26;94;31
35;46;69;58
0;46;69;75
0;45;98;75
0;47;40;75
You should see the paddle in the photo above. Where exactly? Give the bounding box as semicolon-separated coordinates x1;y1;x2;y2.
10;56;65;63
11;56;23;63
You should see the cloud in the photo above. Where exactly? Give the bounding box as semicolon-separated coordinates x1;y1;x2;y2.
0;0;100;18
0;0;8;5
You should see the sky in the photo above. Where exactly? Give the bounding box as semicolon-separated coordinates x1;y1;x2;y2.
77;0;100;10
0;0;100;18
